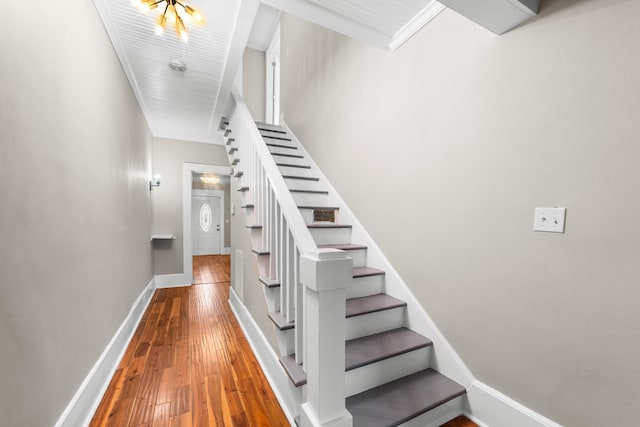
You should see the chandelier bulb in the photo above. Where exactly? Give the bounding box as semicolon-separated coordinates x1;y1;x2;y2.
155;14;166;35
176;16;189;42
185;5;204;22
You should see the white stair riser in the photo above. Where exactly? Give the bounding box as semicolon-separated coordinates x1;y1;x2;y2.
398;395;464;427
345;347;431;397
272;155;308;167
347;275;385;299
269;146;300;156
345;249;366;268
284;178;325;192
345;307;405;341
260;129;291;138
249;229;263;250
255;255;272;278
242;206;256;224
291;192;328;206
275;328;295;357
263;287;280;313
299;208;340;225
309;227;352;245
278;165;316;177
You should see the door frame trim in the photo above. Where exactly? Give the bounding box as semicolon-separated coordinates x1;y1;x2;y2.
183;162;231;285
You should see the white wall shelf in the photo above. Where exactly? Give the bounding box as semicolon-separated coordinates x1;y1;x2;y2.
150;234;176;242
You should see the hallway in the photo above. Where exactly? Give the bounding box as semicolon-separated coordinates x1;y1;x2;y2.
90;255;289;426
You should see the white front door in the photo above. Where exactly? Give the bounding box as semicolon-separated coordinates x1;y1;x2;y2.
192;195;221;256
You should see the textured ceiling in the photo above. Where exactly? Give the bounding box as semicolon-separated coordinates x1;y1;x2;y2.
94;0;241;144
94;0;446;145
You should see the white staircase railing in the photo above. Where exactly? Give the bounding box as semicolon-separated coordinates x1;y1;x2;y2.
227;87;354;427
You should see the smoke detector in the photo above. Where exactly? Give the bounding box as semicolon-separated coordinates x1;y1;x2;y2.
169;59;187;72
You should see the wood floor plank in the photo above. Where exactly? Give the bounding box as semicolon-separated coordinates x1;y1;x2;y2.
89;255;289;427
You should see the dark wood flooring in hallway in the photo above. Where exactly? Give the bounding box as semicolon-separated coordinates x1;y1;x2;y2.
89;255;289;426
90;254;477;427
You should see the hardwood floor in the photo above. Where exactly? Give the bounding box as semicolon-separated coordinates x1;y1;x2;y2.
90;254;478;427
192;255;230;284
89;255;289;426
441;415;479;427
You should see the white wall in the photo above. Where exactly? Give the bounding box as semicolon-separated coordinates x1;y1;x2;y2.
243;47;266;122
279;1;640;425
152;138;229;275
0;1;153;426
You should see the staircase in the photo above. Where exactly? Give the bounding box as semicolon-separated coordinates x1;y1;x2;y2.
223;90;467;427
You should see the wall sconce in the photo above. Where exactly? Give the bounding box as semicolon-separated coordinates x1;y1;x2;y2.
149;174;161;190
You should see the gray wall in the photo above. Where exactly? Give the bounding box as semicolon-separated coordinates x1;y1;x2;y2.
152;138;229;275
279;1;640;425
243;47;266;122
0;1;153;426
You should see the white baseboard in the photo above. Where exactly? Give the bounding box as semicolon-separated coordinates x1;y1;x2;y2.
154;273;191;288
221;246;231;255
465;380;562;427
54;278;156;427
228;288;300;426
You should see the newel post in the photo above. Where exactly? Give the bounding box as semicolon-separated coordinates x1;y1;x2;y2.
300;249;353;427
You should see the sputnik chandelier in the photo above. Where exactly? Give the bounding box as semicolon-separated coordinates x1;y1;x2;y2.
134;0;204;42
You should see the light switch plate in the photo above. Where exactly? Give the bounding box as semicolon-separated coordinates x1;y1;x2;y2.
533;207;566;233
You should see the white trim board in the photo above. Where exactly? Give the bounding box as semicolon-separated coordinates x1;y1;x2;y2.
465;381;562;427
228;288;300;425
182;162;232;286
54;278;156;427
154;274;191;288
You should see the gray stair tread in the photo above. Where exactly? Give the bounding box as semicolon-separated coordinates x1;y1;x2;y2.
238;186;249;192
298;205;339;210
268;293;405;330
347;369;466;427
225;138;235;145
246;224;262;229
353;266;385;278
277;163;311;169
346;328;432;371
228;147;238;153
231;158;240;165
259;277;280;288
346;294;406;318
266;142;297;150
271;152;304;159
308;223;352;229
262;132;292;141
283;175;320;181
319;243;366;251
241;203;254;208
251;248;269;256
279;355;307;386
234;171;243;177
280;328;431;388
290;189;329;194
269;312;295;331
256;123;286;133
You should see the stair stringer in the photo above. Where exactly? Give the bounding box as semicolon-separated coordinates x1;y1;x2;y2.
279;119;476;391
226;135;304;424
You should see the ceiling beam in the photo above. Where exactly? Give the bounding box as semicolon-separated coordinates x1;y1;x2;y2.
437;0;539;34
209;0;262;140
